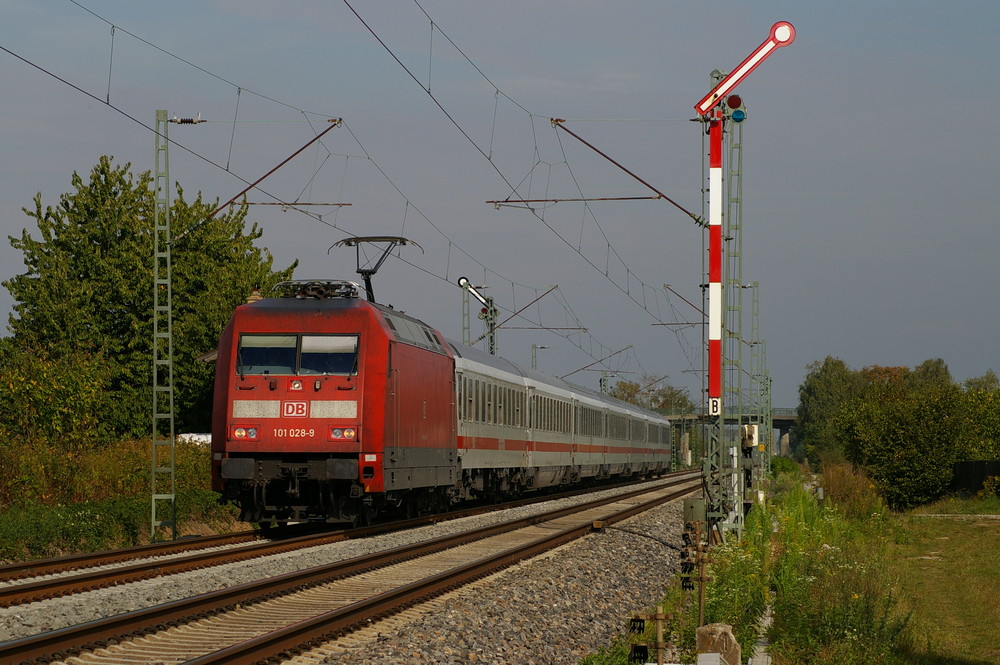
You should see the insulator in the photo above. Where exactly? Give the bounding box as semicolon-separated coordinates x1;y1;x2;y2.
171;114;205;124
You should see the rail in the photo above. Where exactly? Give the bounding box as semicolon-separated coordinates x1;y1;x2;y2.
0;473;701;664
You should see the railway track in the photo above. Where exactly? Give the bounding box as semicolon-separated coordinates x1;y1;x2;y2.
0;531;262;584
1;473;700;665
0;470;697;608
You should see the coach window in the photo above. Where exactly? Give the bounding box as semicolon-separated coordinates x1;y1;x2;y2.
237;334;296;375
300;335;359;375
476;380;484;423
467;378;475;421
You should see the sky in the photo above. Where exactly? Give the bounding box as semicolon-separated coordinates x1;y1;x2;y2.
1;1;998;410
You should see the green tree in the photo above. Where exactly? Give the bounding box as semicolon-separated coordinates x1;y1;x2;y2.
3;156;296;437
794;357;865;465
907;357;953;389
964;369;999;392
0;344;113;447
838;381;962;510
609;374;694;412
958;387;1000;460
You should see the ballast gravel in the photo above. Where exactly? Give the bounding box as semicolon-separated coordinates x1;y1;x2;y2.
314;500;685;665
0;481;689;663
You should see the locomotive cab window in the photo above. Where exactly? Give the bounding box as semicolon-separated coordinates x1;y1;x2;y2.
300;335;358;375
236;334;359;376
237;334;297;375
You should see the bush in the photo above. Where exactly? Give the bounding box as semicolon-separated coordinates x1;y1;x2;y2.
702;503;772;654
584;464;922;665
0;496;146;560
976;475;1000;500
0;346;116;450
0;435;236;562
0;488;237;562
821;463;887;521
839;384;962;510
0;437;213;509
770;456;799;476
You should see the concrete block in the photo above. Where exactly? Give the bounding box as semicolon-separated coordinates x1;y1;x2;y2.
696;623;741;665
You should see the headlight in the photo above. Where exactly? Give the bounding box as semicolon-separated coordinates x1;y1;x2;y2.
231;425;259;440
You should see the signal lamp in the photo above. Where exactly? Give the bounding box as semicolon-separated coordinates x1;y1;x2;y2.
288;379;304;391
725;94;746;122
628;645;649;663
231;426;259;440
330;427;357;440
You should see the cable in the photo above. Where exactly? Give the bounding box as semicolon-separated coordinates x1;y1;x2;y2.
345;0;702;367
6;3;664;378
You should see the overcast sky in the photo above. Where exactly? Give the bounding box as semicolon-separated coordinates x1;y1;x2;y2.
2;1;998;409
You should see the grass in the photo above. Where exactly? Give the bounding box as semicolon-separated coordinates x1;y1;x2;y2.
892;514;1000;664
909;493;1000;515
581;464;920;665
764;474;914;665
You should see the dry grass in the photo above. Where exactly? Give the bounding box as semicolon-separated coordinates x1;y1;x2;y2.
894;514;1000;664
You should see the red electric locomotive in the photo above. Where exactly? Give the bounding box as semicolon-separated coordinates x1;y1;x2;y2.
212;280;456;524
212;279;673;525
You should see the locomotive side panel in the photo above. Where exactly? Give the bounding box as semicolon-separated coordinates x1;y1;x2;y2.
211;317;237;493
381;339;457;491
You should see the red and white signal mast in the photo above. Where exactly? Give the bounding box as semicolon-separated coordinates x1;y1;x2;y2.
694;21;794;535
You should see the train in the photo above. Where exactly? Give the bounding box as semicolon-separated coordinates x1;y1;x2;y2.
211;279;675;525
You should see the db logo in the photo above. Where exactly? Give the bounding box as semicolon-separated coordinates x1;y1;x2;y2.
282;401;308;417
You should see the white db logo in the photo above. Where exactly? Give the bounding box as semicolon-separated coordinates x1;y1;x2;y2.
283;401;308;417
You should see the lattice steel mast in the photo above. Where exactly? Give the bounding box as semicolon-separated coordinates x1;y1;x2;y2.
151;110;176;542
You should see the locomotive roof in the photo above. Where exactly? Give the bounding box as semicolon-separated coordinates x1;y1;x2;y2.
243;283;450;356
242;296;369;312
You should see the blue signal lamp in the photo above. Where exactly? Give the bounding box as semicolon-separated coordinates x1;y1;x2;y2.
732;108;747;123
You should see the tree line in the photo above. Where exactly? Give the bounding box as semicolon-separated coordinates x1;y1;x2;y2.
794;356;1000;509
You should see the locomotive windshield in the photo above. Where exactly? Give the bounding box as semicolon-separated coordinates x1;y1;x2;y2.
237;333;358;376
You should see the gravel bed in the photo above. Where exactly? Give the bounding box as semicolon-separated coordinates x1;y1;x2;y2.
313;499;687;665
0;541;260;590
0;478;693;653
